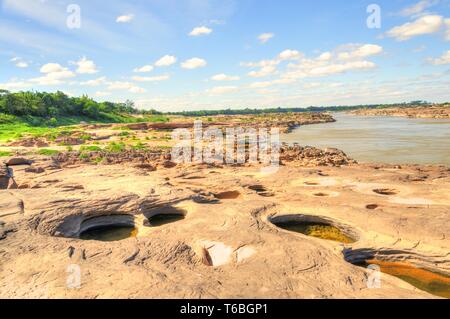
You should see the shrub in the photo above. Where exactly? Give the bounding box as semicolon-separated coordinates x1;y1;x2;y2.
105;142;126;153
79;145;102;152
38;149;60;156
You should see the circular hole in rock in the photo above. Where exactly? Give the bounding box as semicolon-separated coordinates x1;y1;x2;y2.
214;191;241;200
366;204;379;210
355;259;450;299
144;206;187;227
79;215;137;242
373;188;398;196
248;185;267;192
314;192;329;197
270;215;358;244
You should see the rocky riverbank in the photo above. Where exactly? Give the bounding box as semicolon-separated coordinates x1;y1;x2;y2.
0;151;449;298
349;105;450;119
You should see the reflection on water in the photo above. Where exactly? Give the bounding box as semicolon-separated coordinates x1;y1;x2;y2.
274;221;356;243
282;113;450;165
364;260;450;299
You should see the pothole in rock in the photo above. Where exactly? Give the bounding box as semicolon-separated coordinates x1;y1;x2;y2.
304;181;320;186
214;190;241;200
311;191;339;198
248;185;275;197
270;215;358;244
144;206;187;227
78;215;137;242
357;260;450;299
366;204;379;210
373;188;398;196
344;248;450;298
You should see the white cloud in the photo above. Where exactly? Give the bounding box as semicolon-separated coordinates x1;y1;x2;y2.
80;77;107;86
10;57;28;68
129;86;146;94
15;61;28;68
386;15;444;41
1;61;76;89
249;81;273;89
0;80;31;90
107;81;146;93
318;52;332;61
242;43;382;82
207;86;238;94
181;57;207;69
258;33;274;44
278;49;302;61
74;57;98;74
248;65;277;78
428;50;450;65
400;0;438;17
132;75;170;82
95;91;111;97
337;44;383;60
248;78;295;89
116;14;134;23
154;55;177;67
32;63;76;85
133;65;154;73
211;74;240;81
308;61;376;76
40;63;65;73
189;26;213;36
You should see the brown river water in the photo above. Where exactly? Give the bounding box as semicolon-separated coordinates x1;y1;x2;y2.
282;113;450;166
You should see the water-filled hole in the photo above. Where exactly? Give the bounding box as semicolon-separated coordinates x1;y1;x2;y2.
359;260;450;299
270;215;357;244
80;226;137;242
78;215;136;242
144;206;187;227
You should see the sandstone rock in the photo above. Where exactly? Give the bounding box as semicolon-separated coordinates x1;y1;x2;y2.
25;166;45;174
6;157;32;166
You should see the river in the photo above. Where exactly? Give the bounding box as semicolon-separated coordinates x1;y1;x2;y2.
282;113;450;165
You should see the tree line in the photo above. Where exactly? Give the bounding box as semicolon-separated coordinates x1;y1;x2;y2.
0;90;435;120
0;90;162;120
166;101;432;117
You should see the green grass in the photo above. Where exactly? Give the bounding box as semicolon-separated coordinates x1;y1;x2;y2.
79;145;103;152
105;142;126;153
0;113;171;142
131;141;148;151
118;131;130;137
37;149;60;156
0;151;12;157
91;157;104;164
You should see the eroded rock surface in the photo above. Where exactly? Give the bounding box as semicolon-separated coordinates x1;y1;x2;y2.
0;155;448;298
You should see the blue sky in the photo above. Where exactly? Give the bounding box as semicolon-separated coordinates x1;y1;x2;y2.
0;0;449;112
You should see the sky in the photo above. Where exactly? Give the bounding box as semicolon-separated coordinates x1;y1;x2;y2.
0;0;449;112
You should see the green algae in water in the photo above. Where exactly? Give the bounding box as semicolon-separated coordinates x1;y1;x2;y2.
80;226;137;242
275;222;355;243
365;260;450;299
148;214;185;227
